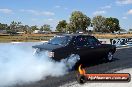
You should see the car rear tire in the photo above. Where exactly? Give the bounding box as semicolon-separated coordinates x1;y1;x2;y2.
76;74;87;84
65;54;80;70
105;51;113;62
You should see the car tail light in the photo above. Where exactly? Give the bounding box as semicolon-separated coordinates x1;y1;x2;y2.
48;52;54;57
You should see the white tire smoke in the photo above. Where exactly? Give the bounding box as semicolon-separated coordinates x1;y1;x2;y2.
61;54;80;70
0;43;79;87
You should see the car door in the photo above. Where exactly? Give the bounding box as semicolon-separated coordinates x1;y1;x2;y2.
87;36;106;59
74;36;95;61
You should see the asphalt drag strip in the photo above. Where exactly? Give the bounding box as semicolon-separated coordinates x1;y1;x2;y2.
13;47;132;87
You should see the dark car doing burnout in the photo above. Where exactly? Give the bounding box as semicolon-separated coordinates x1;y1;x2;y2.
32;34;116;68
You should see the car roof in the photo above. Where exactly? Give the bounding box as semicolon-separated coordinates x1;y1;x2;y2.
56;33;92;37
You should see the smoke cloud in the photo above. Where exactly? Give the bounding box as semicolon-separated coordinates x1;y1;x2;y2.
0;43;79;87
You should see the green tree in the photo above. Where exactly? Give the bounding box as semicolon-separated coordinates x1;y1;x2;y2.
105;17;120;33
40;24;52;31
118;29;127;34
120;29;126;32
10;21;22;32
66;23;76;33
24;25;31;34
92;15;106;33
18;25;30;34
30;25;39;31
0;23;8;30
56;20;67;32
129;29;132;31
128;29;132;33
69;11;91;32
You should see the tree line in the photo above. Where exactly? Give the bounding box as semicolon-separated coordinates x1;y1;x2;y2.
0;21;51;34
56;11;121;33
0;11;131;34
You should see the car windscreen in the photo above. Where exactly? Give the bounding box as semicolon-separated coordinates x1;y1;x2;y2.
48;36;72;45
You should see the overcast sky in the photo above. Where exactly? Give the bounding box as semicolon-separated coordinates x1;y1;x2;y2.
0;0;132;30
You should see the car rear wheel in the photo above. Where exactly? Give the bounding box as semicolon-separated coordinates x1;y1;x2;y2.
76;74;87;84
105;51;113;62
64;54;80;70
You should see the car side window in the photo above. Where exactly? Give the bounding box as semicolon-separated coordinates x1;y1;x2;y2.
76;36;86;47
75;36;89;47
87;37;100;46
75;36;101;47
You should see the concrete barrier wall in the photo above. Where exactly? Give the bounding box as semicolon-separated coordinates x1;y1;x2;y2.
110;38;132;45
98;38;132;47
